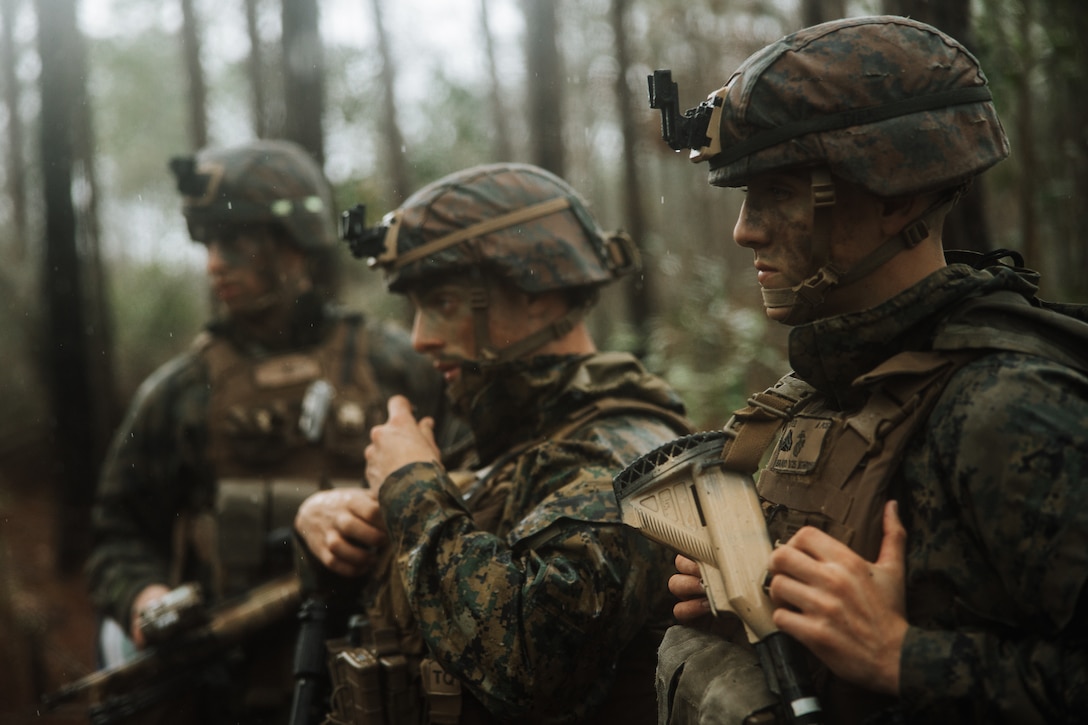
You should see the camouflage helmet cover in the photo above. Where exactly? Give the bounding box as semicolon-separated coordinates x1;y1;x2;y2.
173;139;337;252
375;162;637;293
704;15;1010;196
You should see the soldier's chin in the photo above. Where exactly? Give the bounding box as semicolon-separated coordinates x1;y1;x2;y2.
763;304;791;322
218;292;281;319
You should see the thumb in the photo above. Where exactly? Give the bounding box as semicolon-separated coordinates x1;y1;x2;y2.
386;394;415;421
417;416;440;455
876;500;907;571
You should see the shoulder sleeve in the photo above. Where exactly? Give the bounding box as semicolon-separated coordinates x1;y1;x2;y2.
898;352;1088;721
376;412;681;720
85;350;210;626
507;413;686;542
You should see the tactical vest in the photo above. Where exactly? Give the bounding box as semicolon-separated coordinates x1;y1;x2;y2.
324;399;694;725
172;317;388;600
723;289;1088;562
720;349;973;562
718;287;1088;724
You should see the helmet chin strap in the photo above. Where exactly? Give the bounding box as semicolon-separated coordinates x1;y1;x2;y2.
446;262;590;416
223;244;310;339
761;168;954;325
467;261;590;365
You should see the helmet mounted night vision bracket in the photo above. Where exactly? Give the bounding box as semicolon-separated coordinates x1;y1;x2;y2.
340;196;599;365
170;155;225;207
648;70;972;325
340;204;400;266
648;70;724;162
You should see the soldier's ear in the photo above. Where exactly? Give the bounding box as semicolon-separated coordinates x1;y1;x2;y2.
878;193;932;238
524;289;567;322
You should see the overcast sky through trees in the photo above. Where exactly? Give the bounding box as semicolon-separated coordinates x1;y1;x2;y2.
71;0;525;266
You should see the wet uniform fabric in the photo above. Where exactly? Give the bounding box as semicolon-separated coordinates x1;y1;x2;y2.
659;264;1088;724
85;304;462;723
374;352;691;724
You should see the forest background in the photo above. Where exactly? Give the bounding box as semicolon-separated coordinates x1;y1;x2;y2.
1;0;1086;719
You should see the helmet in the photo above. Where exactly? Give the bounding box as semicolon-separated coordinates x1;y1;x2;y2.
651;16;1010;324
170;139;337;252
344;162;638;362
355;162;638;294
699;15;1009;195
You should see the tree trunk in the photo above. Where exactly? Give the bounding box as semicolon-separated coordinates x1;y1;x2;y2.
1011;2;1040;269
879;3;989;253
1058;0;1088;299
1036;0;1087;299
882;0;992;253
180;0;208;149
1;0;28;263
523;0;564;177
369;0;411;203
883;0;970;44
282;0;325;165
609;0;651;356
244;0;269;138
71;0;119;463
479;0;513;162
801;0;846;26
36;0;97;573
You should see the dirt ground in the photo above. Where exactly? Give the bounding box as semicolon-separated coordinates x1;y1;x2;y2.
0;436;97;725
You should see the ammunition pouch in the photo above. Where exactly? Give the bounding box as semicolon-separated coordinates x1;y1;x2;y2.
172;478;319;599
419;657;462;724
319;394;693;725
322;605;465;725
326;648;463;725
326;647;385;725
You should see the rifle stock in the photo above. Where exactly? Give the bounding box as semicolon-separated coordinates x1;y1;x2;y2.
614;431;822;725
43;573;303;716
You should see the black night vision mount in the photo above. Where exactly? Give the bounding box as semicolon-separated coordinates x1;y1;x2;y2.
169;156;208;197
339;204;387;260
647;69;719;154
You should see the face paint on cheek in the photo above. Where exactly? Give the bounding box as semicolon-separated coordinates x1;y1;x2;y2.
215;235;268;270
781;215;818;284
421;303;476;360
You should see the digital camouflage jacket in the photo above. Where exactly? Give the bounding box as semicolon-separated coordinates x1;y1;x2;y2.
375;352;691;724
86;303;462;630
783;263;1088;723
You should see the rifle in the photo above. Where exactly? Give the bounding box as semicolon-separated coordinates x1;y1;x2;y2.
613;430;823;725
288;595;332;725
43;573;302;723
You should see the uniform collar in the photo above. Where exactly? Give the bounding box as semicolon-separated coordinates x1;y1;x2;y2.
787;264;1038;401
455;352;684;465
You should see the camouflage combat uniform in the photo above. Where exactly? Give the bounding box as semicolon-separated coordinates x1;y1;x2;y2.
783;263;1088;722
371;351;690;724
85;303;461;722
88;306;457;621
658;263;1088;725
646;14;1088;725
332;161;694;724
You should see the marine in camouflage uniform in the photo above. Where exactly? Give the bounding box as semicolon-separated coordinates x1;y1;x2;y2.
303;163;693;724
85;139;464;724
646;16;1088;725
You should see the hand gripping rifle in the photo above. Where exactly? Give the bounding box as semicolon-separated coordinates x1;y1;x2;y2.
43;573;302;723
613;431;823;725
